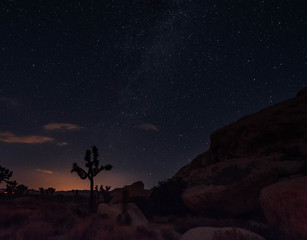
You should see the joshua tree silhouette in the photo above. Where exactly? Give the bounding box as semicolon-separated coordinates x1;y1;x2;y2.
0;165;12;184
71;146;112;210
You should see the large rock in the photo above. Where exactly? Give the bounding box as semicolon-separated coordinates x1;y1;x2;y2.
174;87;307;215
180;227;265;240
98;202;148;226
260;177;307;239
181;156;305;215
110;181;151;203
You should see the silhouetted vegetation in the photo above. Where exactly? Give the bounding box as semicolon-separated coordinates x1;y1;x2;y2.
39;187;45;198
144;178;188;217
0;166;30;199
99;185;112;203
47;187;55;198
5;180;17;198
71;146;112;211
16;184;28;196
38;187;56;200
0;165;12;184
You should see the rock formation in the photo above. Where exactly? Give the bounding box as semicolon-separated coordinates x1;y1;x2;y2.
260;176;307;239
110;181;151;204
174;87;307;216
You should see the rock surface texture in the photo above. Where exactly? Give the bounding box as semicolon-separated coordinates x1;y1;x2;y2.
98;202;148;226
110;181;151;204
260;176;307;239
180;227;265;240
174;87;307;216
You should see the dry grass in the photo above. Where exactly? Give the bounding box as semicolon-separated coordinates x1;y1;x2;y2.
0;196;171;240
2;197;291;240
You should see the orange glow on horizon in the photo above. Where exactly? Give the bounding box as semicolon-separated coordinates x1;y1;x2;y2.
11;168;142;191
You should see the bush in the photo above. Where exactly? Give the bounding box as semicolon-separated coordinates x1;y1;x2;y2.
149;178;188;217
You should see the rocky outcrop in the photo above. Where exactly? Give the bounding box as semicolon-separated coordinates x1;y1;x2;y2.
260;176;307;239
180;227;265;240
110;181;151;204
174;87;307;216
182;157;305;215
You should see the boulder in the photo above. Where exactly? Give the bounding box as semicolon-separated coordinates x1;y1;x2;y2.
98;203;148;227
180;227;265;240
260;176;307;239
181;157;305;215
173;87;307;216
110;181;151;203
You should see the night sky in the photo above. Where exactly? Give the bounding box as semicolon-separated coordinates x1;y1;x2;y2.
0;1;306;190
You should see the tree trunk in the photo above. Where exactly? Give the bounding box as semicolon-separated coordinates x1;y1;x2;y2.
90;177;94;211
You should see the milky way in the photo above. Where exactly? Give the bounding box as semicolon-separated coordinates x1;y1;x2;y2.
0;1;306;190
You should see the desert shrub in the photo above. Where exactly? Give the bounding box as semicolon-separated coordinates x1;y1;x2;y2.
0;195;172;240
16;184;28;196
66;215;105;240
149;178;188;216
15;221;54;240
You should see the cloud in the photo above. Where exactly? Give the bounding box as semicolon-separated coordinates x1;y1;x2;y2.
0;132;54;144
43;123;82;131
138;123;159;131
57;142;68;146
36;169;53;174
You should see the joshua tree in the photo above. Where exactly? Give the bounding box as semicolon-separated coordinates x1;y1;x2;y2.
0;165;13;184
71;146;112;210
